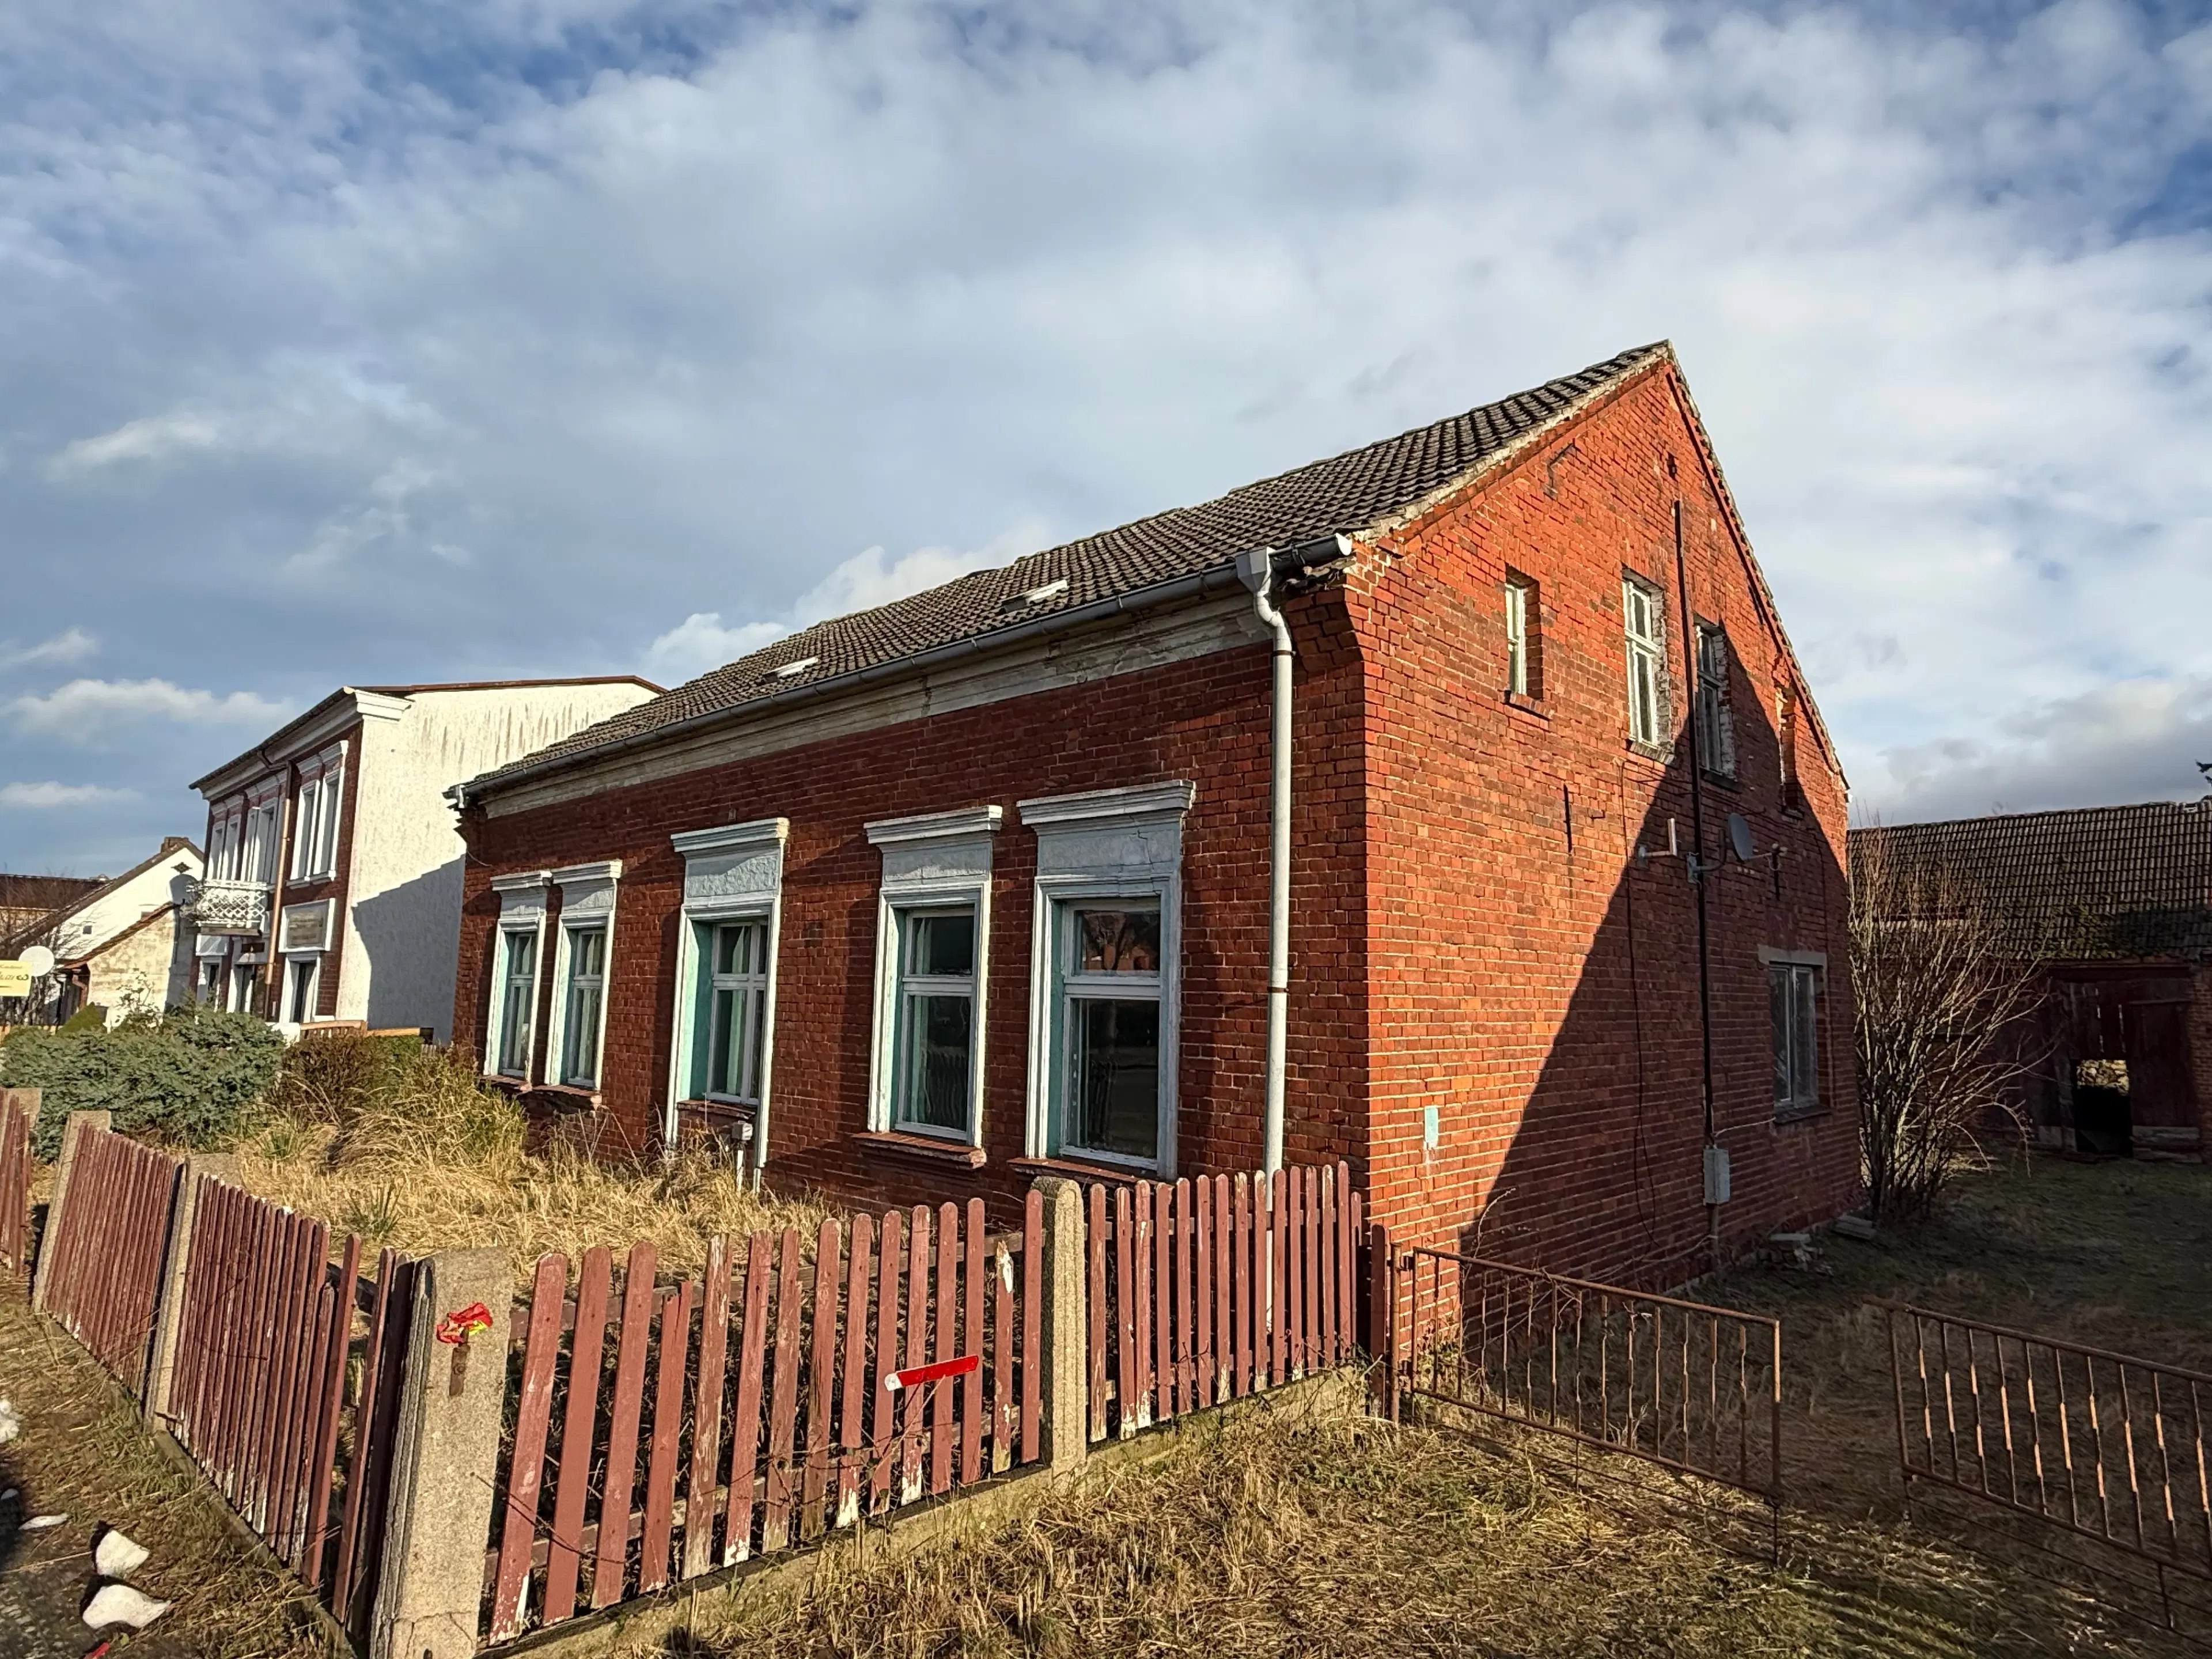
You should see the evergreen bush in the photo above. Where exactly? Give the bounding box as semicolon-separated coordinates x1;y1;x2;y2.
0;1006;285;1159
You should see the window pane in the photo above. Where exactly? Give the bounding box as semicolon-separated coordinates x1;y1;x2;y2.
1071;998;1160;1160
1075;908;1160;974
908;911;974;978
570;926;605;980
1770;967;1791;1105
506;930;537;980
1792;969;1819;1107
715;922;749;977
566;983;603;1085
742;985;766;1101
709;986;736;1096
899;992;972;1131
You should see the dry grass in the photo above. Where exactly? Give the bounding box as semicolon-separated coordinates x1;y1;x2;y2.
597;1155;2212;1659
0;1271;337;1658
233;1043;836;1282
640;1391;1835;1659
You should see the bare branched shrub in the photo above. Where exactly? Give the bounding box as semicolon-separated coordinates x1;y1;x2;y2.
1849;832;2047;1224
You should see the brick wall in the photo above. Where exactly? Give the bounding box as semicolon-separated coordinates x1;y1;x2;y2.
1348;361;1859;1283
455;615;1372;1221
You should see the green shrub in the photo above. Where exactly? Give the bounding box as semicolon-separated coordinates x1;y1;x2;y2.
59;1004;107;1033
1;1007;285;1159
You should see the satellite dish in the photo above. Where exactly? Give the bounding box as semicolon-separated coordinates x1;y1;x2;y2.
18;945;55;977
1727;813;1756;865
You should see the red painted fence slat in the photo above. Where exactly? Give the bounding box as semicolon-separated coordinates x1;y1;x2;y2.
725;1230;773;1564
545;1244;610;1626
592;1240;657;1609
684;1235;733;1578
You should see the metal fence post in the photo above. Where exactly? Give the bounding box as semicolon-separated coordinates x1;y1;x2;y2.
30;1106;104;1312
142;1152;240;1422
1033;1177;1089;1475
368;1247;513;1659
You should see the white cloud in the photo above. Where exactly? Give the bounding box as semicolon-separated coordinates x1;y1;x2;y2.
0;780;137;809
1859;676;2212;824
2;1;2211;867
0;627;96;669
643;612;787;685
47;411;227;475
642;520;1047;683
9;679;286;739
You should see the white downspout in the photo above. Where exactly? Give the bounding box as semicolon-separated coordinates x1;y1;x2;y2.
1237;548;1293;1176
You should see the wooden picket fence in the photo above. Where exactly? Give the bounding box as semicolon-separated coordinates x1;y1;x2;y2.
1085;1162;1361;1441
164;1176;419;1635
0;1090;31;1268
38;1121;182;1392
482;1192;1046;1644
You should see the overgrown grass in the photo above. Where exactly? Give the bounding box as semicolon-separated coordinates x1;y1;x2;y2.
236;1037;835;1282
613;1156;2210;1659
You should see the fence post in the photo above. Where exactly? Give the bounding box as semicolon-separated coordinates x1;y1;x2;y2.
0;1086;37;1269
368;1248;513;1659
142;1152;239;1422
1033;1177;1089;1475
1366;1222;1396;1422
30;1105;103;1312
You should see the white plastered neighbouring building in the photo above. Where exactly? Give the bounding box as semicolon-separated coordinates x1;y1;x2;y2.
188;678;661;1039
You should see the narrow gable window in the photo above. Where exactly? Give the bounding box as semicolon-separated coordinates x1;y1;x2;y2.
1623;576;1667;748
1770;960;1820;1117
1503;573;1539;699
1777;682;1804;810
1694;622;1736;780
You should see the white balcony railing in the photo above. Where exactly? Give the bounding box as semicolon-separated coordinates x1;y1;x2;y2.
187;876;272;935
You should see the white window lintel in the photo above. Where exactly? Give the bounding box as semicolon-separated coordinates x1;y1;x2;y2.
1017;781;1196;831
864;804;1003;847
1757;945;1827;968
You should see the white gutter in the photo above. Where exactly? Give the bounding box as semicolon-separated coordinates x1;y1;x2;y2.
1237;547;1294;1175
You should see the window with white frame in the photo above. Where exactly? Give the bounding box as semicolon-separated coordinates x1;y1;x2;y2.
497;929;539;1076
547;861;620;1092
288;746;346;881
198;957;224;1005
1694;622;1736;780
484;871;550;1081
865;806;999;1146
702;919;771;1105
669;819;789;1154
1623;575;1668;748
1769;959;1821;1116
1020;783;1191;1175
282;955;320;1024
1503;573;1539;698
229;962;260;1016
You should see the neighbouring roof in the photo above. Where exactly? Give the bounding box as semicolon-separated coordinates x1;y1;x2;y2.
191;676;666;795
0;837;200;956
467;342;1670;798
0;873;105;915
1851;803;2212;959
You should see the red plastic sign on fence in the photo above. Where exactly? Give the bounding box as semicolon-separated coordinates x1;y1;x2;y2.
882;1354;979;1392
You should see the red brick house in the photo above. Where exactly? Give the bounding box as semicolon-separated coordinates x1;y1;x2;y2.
452;343;1858;1286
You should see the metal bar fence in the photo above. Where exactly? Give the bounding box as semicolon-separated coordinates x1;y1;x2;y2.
162;1175;417;1640
1397;1245;1783;1508
0;1092;30;1269
1878;1298;2212;1589
39;1124;181;1393
480;1192;1047;1645
1084;1162;1362;1443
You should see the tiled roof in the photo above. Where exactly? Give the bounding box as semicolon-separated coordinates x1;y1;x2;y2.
470;342;1669;796
1850;803;2212;959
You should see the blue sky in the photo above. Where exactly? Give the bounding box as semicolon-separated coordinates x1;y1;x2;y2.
3;0;2210;874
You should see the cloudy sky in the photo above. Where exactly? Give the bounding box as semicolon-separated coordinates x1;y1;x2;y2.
3;0;2209;875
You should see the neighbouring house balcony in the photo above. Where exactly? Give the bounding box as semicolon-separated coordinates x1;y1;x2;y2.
186;876;272;935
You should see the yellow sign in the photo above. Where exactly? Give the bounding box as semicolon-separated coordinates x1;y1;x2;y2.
0;962;32;998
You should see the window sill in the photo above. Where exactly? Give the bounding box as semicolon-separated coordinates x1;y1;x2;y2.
1624;738;1675;767
525;1083;602;1111
1771;1106;1828;1128
857;1130;986;1169
1699;768;1740;791
1502;690;1550;721
678;1096;757;1124
1007;1154;1153;1188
